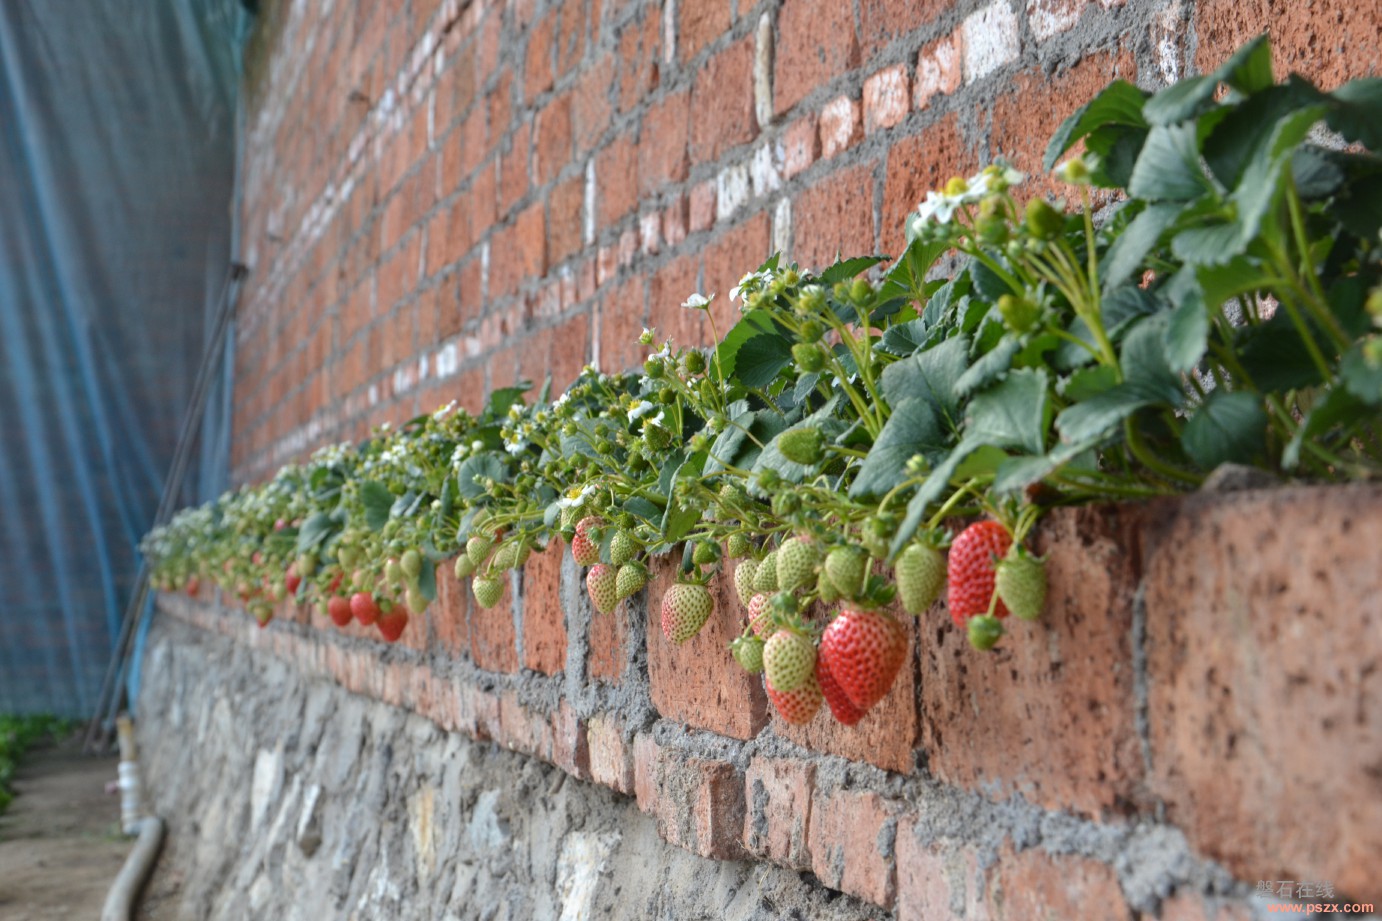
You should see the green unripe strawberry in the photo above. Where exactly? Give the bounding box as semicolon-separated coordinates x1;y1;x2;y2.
297;553;318;578
752;550;779;593
491;543;516;571
384;558;404;585
776;536;818;592
405;586;430;615
778;427;825;465
733;559;759;608
609;530;636;566
466;534;494;567
615;562;648;600
692;540;720;566
823;546;868;601
763;629;817;693
1025;198;1064;240
726;533;751;560
968;614;1004;651
896;542;946;615
454;554;477;580
730;634;765;674
400;549;423;581
586;564;619;615
792;342;826;373
995;545;1047;621
682;349;707;375
472;575;503;609
660;583;714;643
513;541;532;567
816;569;841;605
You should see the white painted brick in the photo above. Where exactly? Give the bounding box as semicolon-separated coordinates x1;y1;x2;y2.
716;162;751;222
749;143;781;197
962;1;1020;82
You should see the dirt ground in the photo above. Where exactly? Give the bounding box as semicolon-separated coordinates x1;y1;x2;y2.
0;737;128;920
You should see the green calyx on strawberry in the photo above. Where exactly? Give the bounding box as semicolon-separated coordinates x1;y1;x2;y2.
615;561;647;600
895;537;947;615
775;536;819;593
350;591;381;626
968;614;1004;651
587;564;619;614
733;559;760;608
823;545;868;600
946;520;1012;627
472;575;504;609
995;544;1047;621
661;582;714;643
571;516;604;567
818;608;907;712
763;628;817;693
730;634;765;674
764;673;823;725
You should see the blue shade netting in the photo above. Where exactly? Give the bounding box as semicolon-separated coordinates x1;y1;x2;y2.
0;0;248;715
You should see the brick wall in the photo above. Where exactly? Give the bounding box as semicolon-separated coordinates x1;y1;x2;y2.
201;0;1382;916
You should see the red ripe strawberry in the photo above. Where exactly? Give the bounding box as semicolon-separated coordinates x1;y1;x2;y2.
815;651;866;726
285;565;302;596
185;577;200;597
571;516;604;567
250;601;273;628
764;673;823;725
586;564;619;615
818;609;907;711
377;605;409;643
350;591;381;626
327;595;353;627
660;582;714;643
946;520;1012;627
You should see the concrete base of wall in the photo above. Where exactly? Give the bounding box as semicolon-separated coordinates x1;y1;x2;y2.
135;616;887;920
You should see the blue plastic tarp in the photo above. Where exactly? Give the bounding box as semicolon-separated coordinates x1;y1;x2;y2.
0;0;247;716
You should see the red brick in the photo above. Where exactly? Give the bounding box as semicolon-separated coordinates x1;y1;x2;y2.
858;0;948;56
646;251;704;350
520;541;567;675
490;202;546;297
433;560;472;658
895;825;983;920
1195;0;1381;91
534;94;572;187
586;715;634;793
523;12;555;100
983;844;1130;920
497;690;556;759
551;700;591;779
487;71;514;156
586;583;629;683
645;556;769;740
554;0;586;76
689;36;757;164
989;49;1136;199
469;574;519;672
637;90;690;197
596;134;639;230
1026;0;1092;42
742;757;814;868
677;0;730;62
1144;485;1382;899
781;114;818;179
573;57;615;153
1157;894;1257;921
661;195;688;249
774;604;919;774
808;786;901;908
634;734;747;859
616;9;661;112
880;113;972;257
700;212;769;321
520;311;590;395
595;275;646;372
921;504;1147;820
818;95;861;160
774;0;859;116
688;179;716;233
914;30;963;110
791;162;875;272
863;64;911;135
499;120;532;214
547;174;585;265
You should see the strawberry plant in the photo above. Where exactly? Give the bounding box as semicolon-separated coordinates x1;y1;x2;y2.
142;37;1381;727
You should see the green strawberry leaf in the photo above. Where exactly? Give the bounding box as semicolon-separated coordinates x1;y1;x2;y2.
1181;390;1268;469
